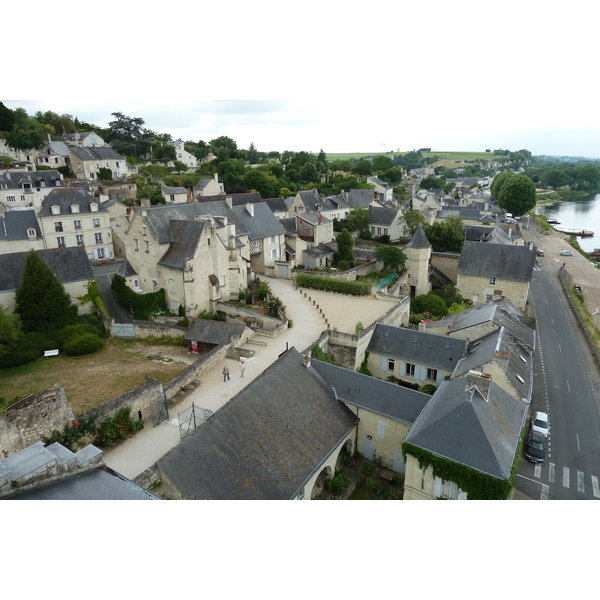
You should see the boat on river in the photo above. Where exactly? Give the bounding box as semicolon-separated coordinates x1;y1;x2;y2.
546;218;560;224
554;227;594;237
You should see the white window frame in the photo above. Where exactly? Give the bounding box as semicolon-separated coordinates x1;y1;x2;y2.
405;363;415;377
57;236;65;248
76;234;84;246
270;248;279;260
6;195;15;203
426;368;438;382
95;232;103;244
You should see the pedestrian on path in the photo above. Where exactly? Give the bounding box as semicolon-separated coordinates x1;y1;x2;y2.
239;361;246;377
222;364;230;382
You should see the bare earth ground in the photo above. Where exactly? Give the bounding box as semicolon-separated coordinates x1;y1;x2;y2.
0;339;195;415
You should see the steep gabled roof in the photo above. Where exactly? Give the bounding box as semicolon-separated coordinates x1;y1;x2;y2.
368;205;399;226
38;187;106;216
0;209;42;241
404;377;527;480
157;219;206;270
157;347;358;499
457;241;535;282
231;202;286;240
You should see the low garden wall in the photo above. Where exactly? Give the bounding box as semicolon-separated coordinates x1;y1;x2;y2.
134;321;187;340
215;302;288;337
294;261;378;283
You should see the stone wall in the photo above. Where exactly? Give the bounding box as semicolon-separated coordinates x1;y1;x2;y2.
0;386;75;459
430;252;460;284
215;302;288;337
294;261;378;283
133;320;187;340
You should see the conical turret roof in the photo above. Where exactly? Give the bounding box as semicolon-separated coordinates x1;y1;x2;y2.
406;226;431;249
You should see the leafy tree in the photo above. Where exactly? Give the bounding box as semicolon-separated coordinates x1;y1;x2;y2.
410;294;448;317
423;221;464;252
154;144;176;160
247;142;260;164
431;284;464;308
242;169;276;198
490;171;515;199
346;208;370;234
0;305;21;357
381;167;403;184
105;112;152;157
372;155;394;172
0;102;15;132
352;158;373;177
419;177;445;190
300;162;320;184
172;160;188;174
335;228;354;264
497;174;537;216
401;211;427;236
374;246;407;272
279;187;292;198
15;250;78;334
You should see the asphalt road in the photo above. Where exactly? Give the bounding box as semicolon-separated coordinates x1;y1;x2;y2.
91;260;133;324
514;265;600;499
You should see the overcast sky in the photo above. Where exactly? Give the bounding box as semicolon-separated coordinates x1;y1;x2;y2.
4;2;599;159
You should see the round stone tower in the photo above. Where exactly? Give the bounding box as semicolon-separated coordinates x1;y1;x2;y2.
405;225;432;298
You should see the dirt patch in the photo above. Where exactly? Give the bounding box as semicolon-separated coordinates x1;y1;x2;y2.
0;339;195;416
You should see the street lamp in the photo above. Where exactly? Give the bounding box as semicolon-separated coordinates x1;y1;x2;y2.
592;308;599;338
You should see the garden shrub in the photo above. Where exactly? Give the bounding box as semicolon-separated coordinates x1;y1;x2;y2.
54;323;97;349
410;294;448;317
296;273;366;296
0;332;57;368
63;333;105;356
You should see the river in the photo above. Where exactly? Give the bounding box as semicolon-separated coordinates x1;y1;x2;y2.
536;192;600;253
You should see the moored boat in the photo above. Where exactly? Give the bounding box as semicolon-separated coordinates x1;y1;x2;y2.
554;227;594;237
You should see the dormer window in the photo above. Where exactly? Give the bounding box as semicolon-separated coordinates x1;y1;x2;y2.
51;205;60;215
90;203;98;212
71;204;80;213
27;228;36;239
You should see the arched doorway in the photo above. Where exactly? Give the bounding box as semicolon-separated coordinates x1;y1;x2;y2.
335;439;354;471
311;466;333;499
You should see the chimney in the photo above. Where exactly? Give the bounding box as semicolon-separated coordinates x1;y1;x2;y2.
225;196;233;209
213;172;219;182
246;203;254;217
302;352;311;369
318;212;323;224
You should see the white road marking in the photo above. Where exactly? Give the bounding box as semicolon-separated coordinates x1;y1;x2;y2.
558;344;562;353
549;462;555;483
563;466;570;488
592;476;600;498
578;471;585;494
567;380;571;392
576;434;580;451
534;463;542;478
540;485;549;500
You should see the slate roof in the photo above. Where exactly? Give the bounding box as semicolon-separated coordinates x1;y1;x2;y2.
38;187;106;216
346;189;375;209
280;216;297;233
368;205;399;226
304;246;334;259
299;189;349;212
310;359;430;425
196;192;262;206
368;176;391;189
457;241;535;283
406;226;431;249
367;324;466;371
0;169;63;189
156;347;358;499
116;259;137;277
6;465;161;500
297;212;331;226
39;141;70;157
156;219;206;269
403;377;527;480
0;246;93;292
69;146;125;161
0;209;42;241
265;197;292;214
184;319;248;344
231;202;286;240
162;184;188;195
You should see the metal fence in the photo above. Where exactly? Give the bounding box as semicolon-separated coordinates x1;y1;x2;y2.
178;403;213;440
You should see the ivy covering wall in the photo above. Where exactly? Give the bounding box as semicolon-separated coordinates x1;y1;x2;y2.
111;274;168;320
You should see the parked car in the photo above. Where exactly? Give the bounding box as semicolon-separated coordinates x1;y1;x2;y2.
525;430;546;463
537;249;544;257
531;411;550;438
545;231;550;235
560;250;573;256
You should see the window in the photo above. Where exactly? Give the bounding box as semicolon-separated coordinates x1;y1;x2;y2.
269;236;276;244
405;363;415;377
20;195;25;201
170;195;175;202
57;236;65;248
6;195;15;203
97;248;105;259
54;222;63;232
377;227;382;235
74;220;81;230
93;218;100;228
134;239;139;251
270;248;279;260
76;235;84;246
27;228;36;238
387;358;395;372
71;204;80;213
95;233;103;244
90;173;95;179
116;161;120;168
144;241;149;253
52;205;60;215
90;203;98;212
433;476;467;500
489;277;496;285
427;368;438;382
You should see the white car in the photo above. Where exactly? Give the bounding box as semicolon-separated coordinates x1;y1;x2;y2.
531;411;550;438
560;250;573;256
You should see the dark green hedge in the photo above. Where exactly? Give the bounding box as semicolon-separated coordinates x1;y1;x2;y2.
296;273;366;296
112;274;167;320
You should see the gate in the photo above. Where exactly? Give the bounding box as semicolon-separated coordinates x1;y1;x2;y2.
150;394;169;427
113;322;135;337
178;403;213;440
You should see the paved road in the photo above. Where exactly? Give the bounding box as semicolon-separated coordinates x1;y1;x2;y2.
91;260;133;324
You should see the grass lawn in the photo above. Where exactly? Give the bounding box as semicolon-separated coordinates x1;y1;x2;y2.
0;338;192;416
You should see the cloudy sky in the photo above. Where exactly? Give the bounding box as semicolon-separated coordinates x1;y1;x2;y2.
4;2;598;159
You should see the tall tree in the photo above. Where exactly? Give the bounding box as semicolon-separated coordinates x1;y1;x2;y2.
0;305;21;358
496;174;537;216
490;171;515;199
401;211;427;236
0;102;15;132
247;142;259;164
15;251;78;334
372;155;394;172
346;208;370;234
374;246;407;272
335;228;354;264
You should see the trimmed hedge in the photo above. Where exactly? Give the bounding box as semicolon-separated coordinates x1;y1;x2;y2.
296;273;366;296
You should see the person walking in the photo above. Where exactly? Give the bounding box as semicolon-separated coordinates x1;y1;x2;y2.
239;361;246;378
222;364;230;382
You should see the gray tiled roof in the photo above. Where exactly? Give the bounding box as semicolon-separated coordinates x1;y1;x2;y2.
368;205;399;226
69;146;125;161
0;246;93;292
0;209;42;241
38;187;106;216
157;347;358;499
406;226;431;249
404;377;527;480
231;202;286;240
184;319;248;344
300;189;349;213
116;259;137;277
157;220;206;269
310;359;430;425
346;189;374;209
367;324;466;371
162;184;188;195
196;192;262;206
0;169;63;189
457;241;535;282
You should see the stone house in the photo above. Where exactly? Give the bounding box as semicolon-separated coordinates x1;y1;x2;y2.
366;324;466;388
35;139;70;171
61;131;107;147
402;373;527;500
366;176;393;203
368;205;404;241
0;208;44;254
193;173;224;198
68;146;129;181
0;169;64;209
0;246;94;313
120;202;248;315
37;188;113;261
168;139;198;169
290;189;350;222
161;184;190;204
156;347;359;500
344;188;381;210
0;139;40;167
456;241;536;310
